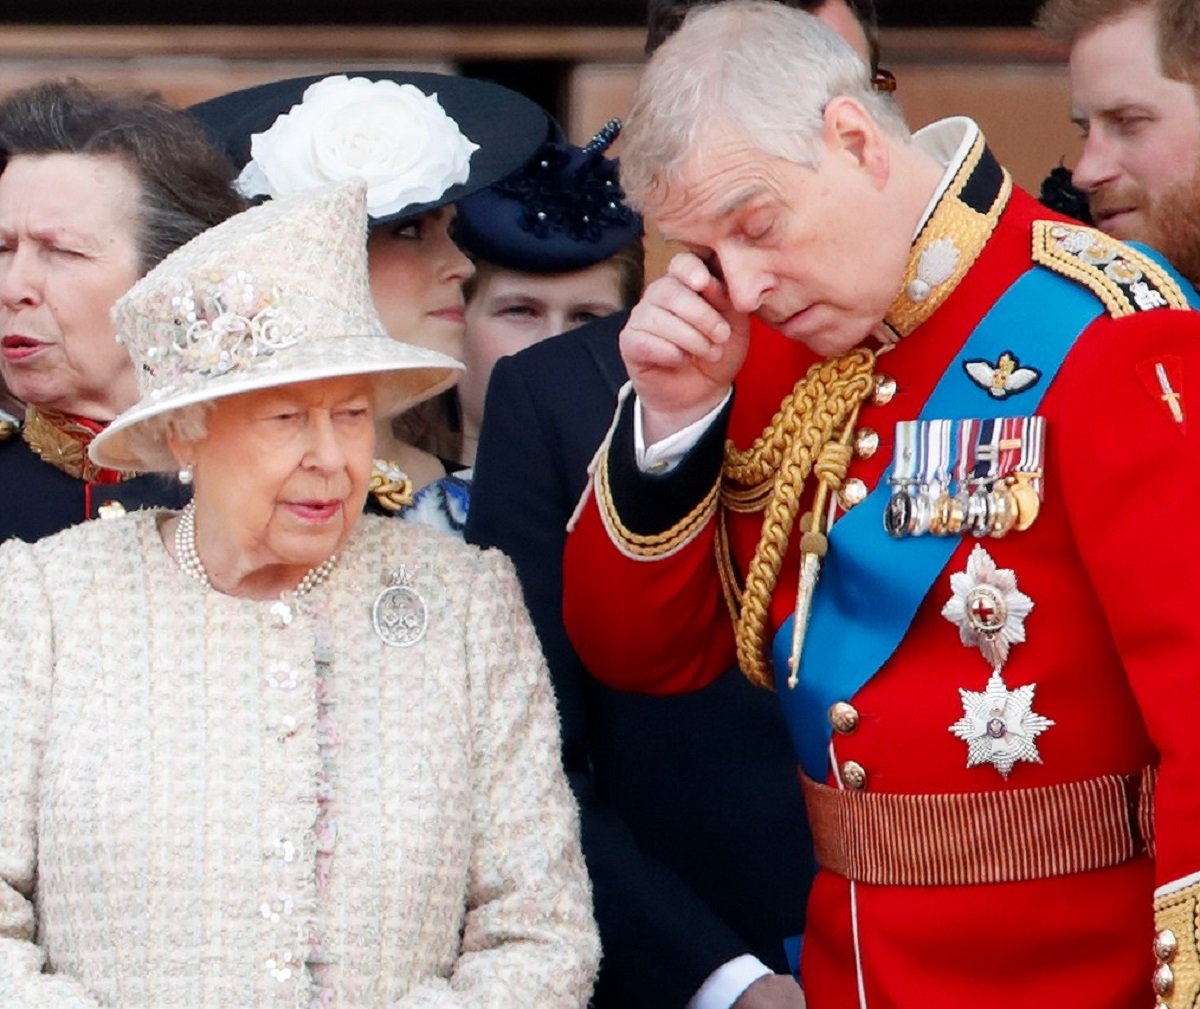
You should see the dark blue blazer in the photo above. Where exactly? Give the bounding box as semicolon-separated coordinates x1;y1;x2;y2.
0;431;189;544
466;313;813;1008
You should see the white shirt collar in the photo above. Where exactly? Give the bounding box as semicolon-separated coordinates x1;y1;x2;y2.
909;116;982;240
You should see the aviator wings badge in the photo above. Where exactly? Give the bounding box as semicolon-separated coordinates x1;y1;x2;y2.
963;351;1041;399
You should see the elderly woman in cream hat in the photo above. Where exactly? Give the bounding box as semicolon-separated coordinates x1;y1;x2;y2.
0;181;598;1009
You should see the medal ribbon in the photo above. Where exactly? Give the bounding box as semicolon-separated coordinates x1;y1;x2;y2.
1016;416;1046;497
926;418;953;495
891;421;919;487
973;419;999;483
997;417;1023;478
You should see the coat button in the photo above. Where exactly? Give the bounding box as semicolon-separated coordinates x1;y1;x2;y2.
841;761;867;790
872;374;897;406
828;702;860;734
1155;929;1178;963
838;478;868;511
1153;963;1174;997
854;427;879;459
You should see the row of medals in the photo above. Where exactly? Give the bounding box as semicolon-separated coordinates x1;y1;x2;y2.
878;415;1046;539
884;473;1042;539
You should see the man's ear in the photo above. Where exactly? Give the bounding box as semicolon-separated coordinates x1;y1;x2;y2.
822;96;889;186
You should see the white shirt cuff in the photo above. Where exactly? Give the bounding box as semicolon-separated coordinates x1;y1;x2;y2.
685;955;774;1009
634;390;733;474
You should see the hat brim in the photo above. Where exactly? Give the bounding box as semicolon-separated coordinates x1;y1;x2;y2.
90;336;463;473
188;71;550;225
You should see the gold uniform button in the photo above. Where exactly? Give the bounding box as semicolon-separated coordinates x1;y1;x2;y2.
853;427;879;459
840;761;867;790
828;702;860;734
1155;929;1178;963
872;374;897;406
838;478;868;511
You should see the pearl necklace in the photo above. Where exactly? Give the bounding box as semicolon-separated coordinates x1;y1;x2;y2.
174;501;338;595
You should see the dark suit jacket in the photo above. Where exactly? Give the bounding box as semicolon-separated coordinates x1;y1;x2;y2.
466;313;814;1008
0;431;190;543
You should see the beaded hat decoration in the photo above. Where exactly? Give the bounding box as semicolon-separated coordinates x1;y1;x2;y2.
452;119;644;273
89;181;462;473
188;71;550;225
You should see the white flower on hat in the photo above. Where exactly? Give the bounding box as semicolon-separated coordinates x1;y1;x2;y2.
236;75;480;219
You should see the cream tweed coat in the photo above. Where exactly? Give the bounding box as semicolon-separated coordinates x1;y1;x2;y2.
0;511;598;1008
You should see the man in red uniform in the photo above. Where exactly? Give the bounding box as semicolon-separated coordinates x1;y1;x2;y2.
561;2;1200;1006
1037;0;1200;286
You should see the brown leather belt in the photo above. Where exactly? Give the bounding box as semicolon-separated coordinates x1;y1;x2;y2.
802;766;1156;886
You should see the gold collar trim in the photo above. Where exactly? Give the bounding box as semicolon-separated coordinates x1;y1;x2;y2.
883;132;1012;339
22;406;132;482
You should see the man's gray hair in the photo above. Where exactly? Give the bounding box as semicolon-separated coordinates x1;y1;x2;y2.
619;0;909;210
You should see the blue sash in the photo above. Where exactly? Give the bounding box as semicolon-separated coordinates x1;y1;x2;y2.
774;255;1200;780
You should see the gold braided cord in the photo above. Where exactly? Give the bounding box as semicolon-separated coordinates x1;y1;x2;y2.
721;348;877;688
722;481;774;514
715;511;743;626
595;435;721;558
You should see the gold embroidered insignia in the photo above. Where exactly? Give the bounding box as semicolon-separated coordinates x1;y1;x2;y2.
1033;221;1192;317
884;133;1012;338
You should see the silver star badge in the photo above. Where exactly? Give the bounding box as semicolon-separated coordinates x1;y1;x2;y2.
941;544;1033;668
949;668;1055;778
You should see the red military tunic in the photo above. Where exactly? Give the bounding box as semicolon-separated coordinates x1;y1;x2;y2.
563;121;1200;1007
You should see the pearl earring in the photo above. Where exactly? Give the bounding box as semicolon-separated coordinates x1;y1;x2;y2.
178;465;194;485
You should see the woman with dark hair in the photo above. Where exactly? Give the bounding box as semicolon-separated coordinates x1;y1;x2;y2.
397;121;644;535
188;72;547;498
0;78;244;542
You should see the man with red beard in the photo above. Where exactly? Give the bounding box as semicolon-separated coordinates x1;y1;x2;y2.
1037;0;1200;286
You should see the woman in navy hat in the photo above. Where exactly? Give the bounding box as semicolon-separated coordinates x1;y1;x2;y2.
456;121;644;467
399;121;643;534
189;72;548;494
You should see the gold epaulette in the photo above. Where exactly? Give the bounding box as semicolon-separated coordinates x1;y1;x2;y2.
369;458;413;512
1033;220;1192;318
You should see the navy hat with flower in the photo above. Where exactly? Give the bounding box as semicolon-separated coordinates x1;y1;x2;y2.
451;119;644;274
188;71;549;225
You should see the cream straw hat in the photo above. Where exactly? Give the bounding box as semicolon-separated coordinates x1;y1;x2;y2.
90;180;461;473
